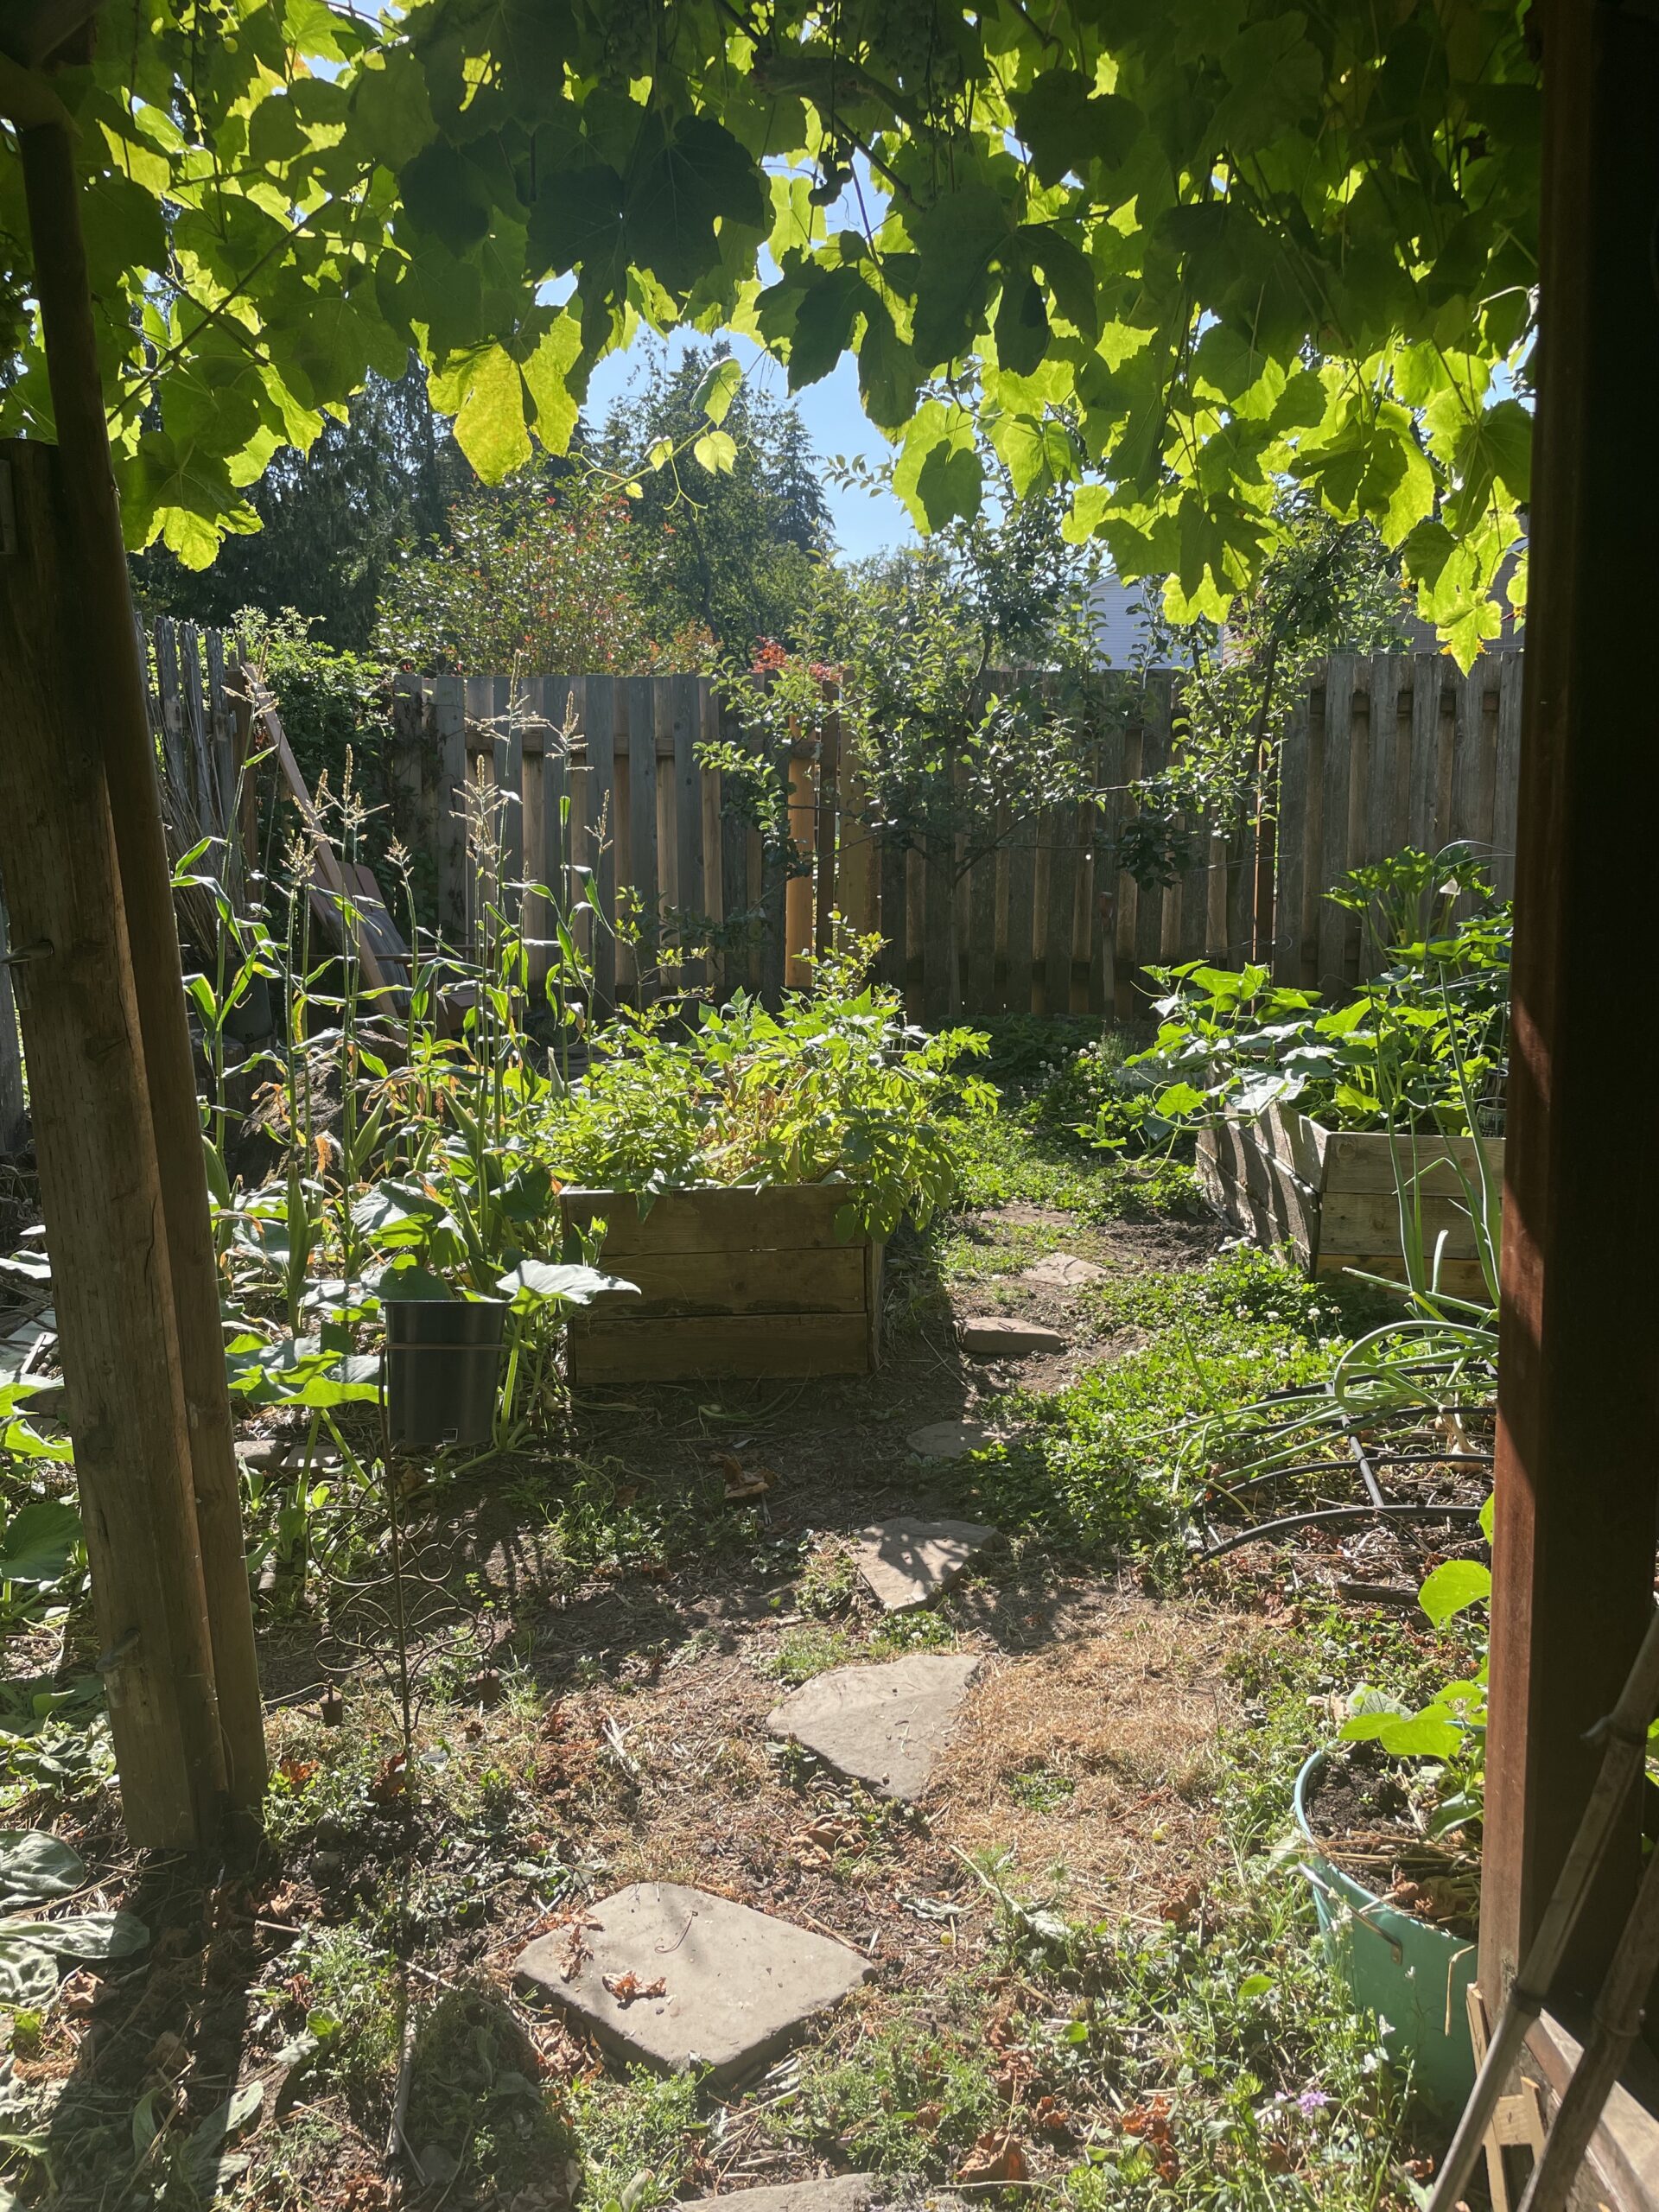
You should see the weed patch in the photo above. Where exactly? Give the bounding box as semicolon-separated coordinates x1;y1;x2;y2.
957;1251;1353;1563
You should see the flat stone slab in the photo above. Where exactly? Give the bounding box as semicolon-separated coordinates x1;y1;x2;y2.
851;1518;995;1611
906;1419;995;1460
958;1315;1067;1357
677;2180;879;2211
515;1884;868;2082
1021;1251;1109;1289
766;1654;982;1800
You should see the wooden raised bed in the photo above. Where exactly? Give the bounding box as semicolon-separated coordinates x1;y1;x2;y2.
556;1184;884;1383
1198;1103;1503;1298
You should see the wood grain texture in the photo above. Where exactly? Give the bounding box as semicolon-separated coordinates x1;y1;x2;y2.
922;832;956;1024
626;676;660;1004
1001;815;1037;1016
7;131;266;1832
434;674;467;943
558;1183;855;1255
672;671;704;988
0;438;229;1843
583;1245;868;1315
1274;690;1312;983
1317;654;1358;989
584;677;619;1014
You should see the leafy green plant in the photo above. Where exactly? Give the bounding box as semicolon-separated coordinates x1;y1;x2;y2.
0;1830;148;2003
1339;1503;1492;1840
1121;848;1510;1141
538;941;994;1238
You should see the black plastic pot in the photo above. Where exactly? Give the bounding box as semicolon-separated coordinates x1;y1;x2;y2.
383;1299;507;1451
225;972;275;1044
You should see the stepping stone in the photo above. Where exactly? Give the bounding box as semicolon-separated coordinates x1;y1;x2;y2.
906;1419;994;1460
514;1884;868;2083
677;2180;880;2211
1021;1251;1109;1289
766;1654;982;1801
851;1518;995;1611
959;1315;1067;1357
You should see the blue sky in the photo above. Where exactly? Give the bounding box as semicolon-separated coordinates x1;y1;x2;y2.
582;331;918;563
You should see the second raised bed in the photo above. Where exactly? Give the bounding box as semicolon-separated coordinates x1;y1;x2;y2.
1198;1102;1502;1299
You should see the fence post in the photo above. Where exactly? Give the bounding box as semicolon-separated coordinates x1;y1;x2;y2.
435;674;467;945
0;889;24;1151
785;737;815;988
0;438;232;1845
389;671;426;863
815;708;839;959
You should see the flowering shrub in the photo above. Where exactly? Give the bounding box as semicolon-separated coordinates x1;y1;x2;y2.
373;486;714;674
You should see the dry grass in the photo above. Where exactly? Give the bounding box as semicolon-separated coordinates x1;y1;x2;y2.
929;1599;1245;1919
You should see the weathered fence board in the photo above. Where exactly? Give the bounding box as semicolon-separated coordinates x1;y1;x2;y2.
1274;650;1522;993
145;630;1524;1026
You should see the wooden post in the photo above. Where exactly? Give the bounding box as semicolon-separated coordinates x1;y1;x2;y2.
1480;1;1659;2010
389;671;426;861
836;730;880;943
785;739;815;988
0;441;228;1844
16;123;264;1822
814;708;839;958
0;890;25;1153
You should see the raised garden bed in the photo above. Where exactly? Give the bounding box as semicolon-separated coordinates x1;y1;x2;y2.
556;1184;883;1383
1198;1103;1502;1299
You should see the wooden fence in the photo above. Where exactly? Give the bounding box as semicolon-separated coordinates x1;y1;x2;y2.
1272;649;1524;995
105;639;1527;1033
379;669;1267;1023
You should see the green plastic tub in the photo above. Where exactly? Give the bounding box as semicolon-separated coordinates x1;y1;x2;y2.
1294;1750;1477;2112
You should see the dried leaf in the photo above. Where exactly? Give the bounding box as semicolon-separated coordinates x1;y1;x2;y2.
957;2132;1027;2184
601;1972;666;2005
1160;1880;1202;1928
367;1755;407;1807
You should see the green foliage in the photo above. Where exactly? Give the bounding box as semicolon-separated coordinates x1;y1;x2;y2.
595;341;831;655
131;358;466;652
780;1981;1008;2166
795;444;1107;861
1136;486;1418;823
234;607;397;871
766;1624;859;1686
962;1250;1347;1561
0;1831;147;2005
404;1987;568;2199
1122;849;1511;1140
3;3;1533;658
562;2065;702;2212
945;1022;1204;1225
539;950;995;1239
1340;1500;1491;1833
284;1925;401;2097
372;483;714;675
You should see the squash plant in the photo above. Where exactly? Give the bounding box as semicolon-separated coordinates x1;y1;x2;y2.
1340;1498;1493;1841
1117;848;1510;1143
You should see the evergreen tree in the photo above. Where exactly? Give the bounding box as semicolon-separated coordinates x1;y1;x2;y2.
131;359;469;652
597;344;832;655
